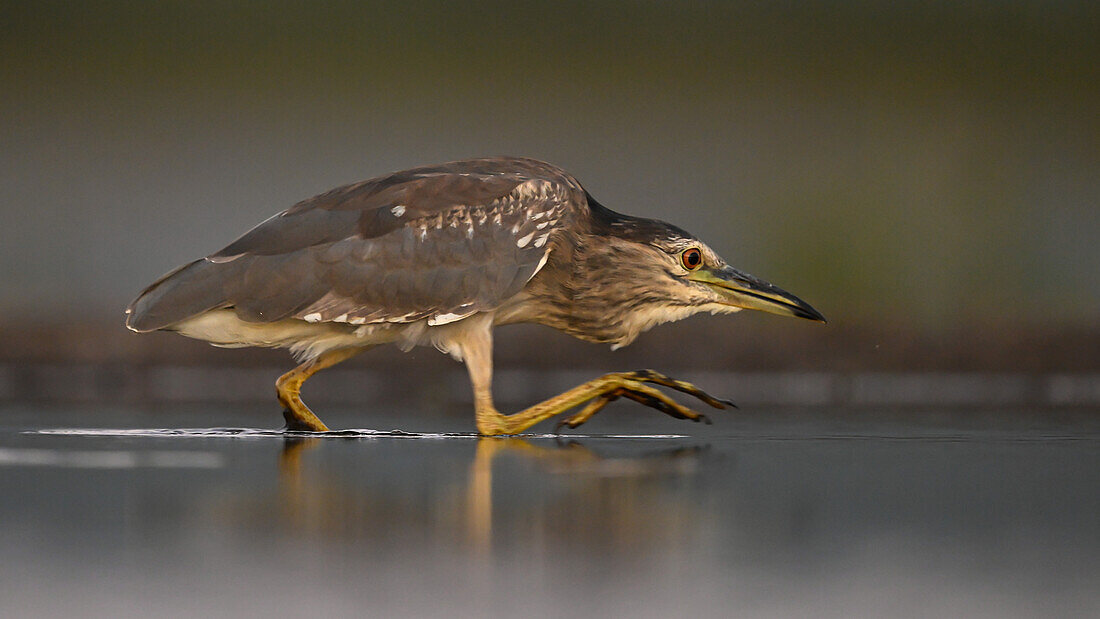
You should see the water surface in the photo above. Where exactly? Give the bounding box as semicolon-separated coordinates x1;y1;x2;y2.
1;405;1097;618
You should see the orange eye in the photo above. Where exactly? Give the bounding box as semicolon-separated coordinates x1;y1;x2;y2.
681;248;703;270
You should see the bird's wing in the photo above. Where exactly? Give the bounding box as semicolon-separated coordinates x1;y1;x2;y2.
126;158;584;331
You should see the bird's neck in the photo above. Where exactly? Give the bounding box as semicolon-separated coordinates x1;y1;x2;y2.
564;235;679;347
515;199;710;349
509;228;686;349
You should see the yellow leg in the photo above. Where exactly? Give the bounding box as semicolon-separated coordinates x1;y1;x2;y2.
276;347;368;431
455;318;732;436
475;370;731;435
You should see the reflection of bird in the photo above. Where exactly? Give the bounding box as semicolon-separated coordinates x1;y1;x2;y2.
269;436;713;554
126;157;824;434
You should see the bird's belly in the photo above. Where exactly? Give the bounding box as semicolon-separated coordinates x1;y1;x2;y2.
169;307;506;363
170;309;399;358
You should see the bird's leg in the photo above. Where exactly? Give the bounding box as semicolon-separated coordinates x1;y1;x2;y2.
276;347;368;432
475;372;726;435
459;327;729;435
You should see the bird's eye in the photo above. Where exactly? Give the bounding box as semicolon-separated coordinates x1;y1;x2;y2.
681;248;703;270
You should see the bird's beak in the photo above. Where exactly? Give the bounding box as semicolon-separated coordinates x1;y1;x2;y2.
688;265;827;323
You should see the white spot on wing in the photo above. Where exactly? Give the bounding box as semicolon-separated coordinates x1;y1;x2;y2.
207;254;243;264
516;231;536;248
428;311;474;326
391;204;406;217
533;233;550;248
303;313;323;323
527;249;551;282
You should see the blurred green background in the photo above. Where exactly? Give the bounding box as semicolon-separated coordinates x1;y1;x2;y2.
1;1;1097;372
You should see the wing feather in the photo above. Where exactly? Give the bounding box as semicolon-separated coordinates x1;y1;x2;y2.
126;158;585;332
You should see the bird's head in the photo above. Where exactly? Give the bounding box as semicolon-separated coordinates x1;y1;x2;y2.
637;230;826;323
588;201;826;328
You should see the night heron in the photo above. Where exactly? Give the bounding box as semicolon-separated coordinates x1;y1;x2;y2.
126;157;825;434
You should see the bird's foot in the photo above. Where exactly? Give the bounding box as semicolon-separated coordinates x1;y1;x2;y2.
622;370;738;409
281;406;330;432
555;371;732;432
555;389;622;432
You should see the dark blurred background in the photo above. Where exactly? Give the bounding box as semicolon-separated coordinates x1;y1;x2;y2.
1;1;1097;407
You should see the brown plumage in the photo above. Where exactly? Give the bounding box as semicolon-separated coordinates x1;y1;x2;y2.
127;157;824;434
128;158;580;333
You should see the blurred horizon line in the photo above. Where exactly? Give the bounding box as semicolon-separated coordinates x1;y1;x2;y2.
2;363;1097;410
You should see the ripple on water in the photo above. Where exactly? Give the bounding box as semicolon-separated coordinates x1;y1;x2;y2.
25;428;691;440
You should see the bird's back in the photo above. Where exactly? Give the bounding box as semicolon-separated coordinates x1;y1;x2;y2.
126;157;587;334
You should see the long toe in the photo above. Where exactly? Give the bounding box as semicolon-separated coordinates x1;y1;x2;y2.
557;391;620;432
626;370;733;409
618;382;707;422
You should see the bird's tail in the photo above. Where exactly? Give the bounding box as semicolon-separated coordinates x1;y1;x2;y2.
125;259;235;332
